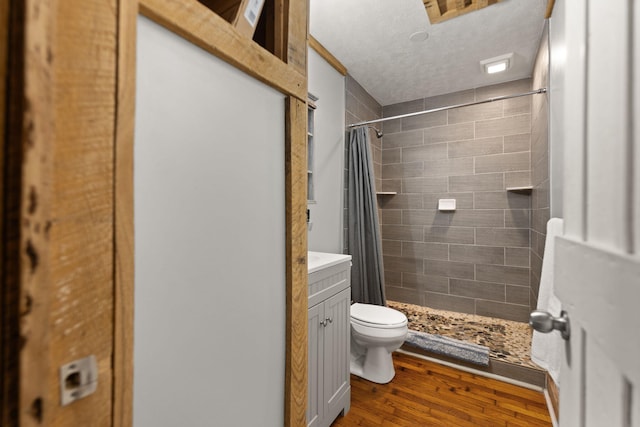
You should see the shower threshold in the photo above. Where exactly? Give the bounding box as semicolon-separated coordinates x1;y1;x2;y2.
388;300;546;387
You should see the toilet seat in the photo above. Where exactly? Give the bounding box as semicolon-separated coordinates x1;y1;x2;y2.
350;303;408;329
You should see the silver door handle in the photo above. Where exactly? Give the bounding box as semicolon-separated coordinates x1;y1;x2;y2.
529;310;570;340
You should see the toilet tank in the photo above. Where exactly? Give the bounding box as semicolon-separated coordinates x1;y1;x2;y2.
308;251;352;307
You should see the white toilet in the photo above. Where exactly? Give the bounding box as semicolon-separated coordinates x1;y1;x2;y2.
350;303;408;384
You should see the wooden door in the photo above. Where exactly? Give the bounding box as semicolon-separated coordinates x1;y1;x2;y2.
556;0;640;425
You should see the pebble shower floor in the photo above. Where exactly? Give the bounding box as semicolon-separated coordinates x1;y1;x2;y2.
387;300;542;369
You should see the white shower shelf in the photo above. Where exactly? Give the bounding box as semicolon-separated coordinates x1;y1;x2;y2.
506;186;533;193
376;192;397;195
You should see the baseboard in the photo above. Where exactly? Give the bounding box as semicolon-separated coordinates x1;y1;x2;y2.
398;344;546;388
546;372;560;424
396;348;544;392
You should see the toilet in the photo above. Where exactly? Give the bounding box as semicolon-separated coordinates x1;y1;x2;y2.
350;303;408;384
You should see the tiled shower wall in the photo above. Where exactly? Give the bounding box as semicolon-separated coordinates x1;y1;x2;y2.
530;25;550;310
379;79;534;322
343;74;382;254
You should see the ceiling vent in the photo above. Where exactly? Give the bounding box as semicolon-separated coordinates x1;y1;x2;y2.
480;53;514;74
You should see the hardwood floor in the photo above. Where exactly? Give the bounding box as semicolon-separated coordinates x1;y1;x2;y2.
332;352;552;427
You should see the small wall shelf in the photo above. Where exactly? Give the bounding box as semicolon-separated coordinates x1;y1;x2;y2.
506;186;533;193
376;192;397;195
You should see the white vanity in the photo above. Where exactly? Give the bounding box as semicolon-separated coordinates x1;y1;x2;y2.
307;252;351;427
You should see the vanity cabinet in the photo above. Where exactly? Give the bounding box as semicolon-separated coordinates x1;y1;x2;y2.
307;257;351;427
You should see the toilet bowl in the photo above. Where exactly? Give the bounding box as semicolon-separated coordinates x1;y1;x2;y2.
350;303;408;384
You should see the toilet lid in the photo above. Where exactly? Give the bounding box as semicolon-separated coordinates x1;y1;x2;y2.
350;303;407;326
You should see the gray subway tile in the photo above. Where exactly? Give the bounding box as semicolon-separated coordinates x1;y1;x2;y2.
424;227;475;244
476;264;530;286
505;247;530;267
450;279;506;302
504;96;532;116
448;137;504;159
385;286;423;305
475;79;532;99
383;98;424;117
503;133;530;153
425;89;475;109
402;143;448;162
474;191;530;209
449;173;504;192
381;179;402;193
506;285;530;305
505;209;531;228
475;300;530;322
382;240;402;256
475;152;531;174
426;122;475;143
383;130;423;149
403;209;503;227
403;177;448;193
435;210;505;227
402;210;437;225
401;111;447;131
382;119;401;134
382;225;424;242
382;148;401;164
475;114;531;139
377;194;423;209
424;260;474;279
384;255;423;274
531;251;543;282
402;273;449;293
423;292;475;314
505;171;531;189
449;245;504;265
476;227;529;247
381;209;402;225
447;101;503;124
422;157;474;177
402;241;449;260
382;162;424;179
385;270;402;287
532;207;550;234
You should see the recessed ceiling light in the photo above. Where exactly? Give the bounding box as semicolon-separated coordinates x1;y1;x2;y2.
409;31;429;42
480;53;514;74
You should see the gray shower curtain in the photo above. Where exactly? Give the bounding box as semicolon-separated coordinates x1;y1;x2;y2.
347;127;386;306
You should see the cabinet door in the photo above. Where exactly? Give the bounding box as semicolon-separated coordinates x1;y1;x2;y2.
323;288;351;419
307;303;324;427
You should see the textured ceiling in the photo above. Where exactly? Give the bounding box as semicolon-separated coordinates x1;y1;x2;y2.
309;0;547;106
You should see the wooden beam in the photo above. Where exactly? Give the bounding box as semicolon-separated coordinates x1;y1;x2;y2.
309;35;347;76
18;0;54;425
113;0;137;426
1;1;20;425
140;0;307;102
545;0;556;19
284;96;308;427
423;0;501;24
285;0;307;75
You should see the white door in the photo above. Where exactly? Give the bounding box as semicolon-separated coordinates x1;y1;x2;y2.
556;0;640;425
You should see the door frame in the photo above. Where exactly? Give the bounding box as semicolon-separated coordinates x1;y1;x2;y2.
1;1;310;426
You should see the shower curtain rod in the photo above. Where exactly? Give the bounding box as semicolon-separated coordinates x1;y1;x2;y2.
346;88;547;129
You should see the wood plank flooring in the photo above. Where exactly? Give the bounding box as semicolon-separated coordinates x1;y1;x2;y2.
332;352;552;427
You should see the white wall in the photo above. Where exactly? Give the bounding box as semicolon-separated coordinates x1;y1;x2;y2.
134;16;285;427
549;1;566;218
307;49;346;253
